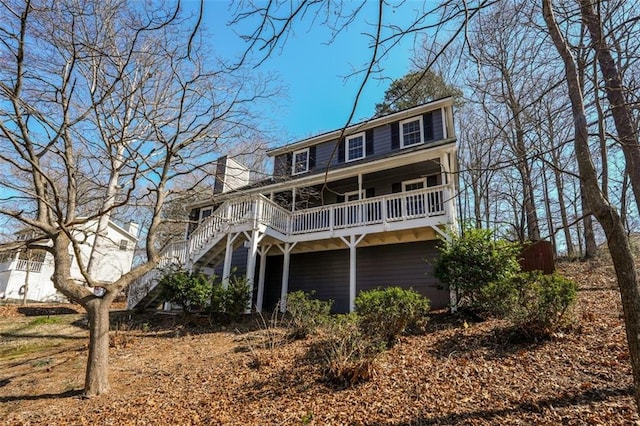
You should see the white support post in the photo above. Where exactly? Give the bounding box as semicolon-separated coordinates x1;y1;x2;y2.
244;229;261;313
256;244;272;313
339;234;366;312
292;188;297;212
277;242;297;312
222;232;239;289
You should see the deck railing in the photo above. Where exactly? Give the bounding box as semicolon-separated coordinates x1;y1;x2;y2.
290;186;445;234
128;186;450;308
14;259;44;273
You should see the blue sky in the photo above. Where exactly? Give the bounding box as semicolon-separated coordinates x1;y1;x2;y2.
197;1;426;143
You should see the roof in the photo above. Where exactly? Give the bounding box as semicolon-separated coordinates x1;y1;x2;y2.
266;97;454;157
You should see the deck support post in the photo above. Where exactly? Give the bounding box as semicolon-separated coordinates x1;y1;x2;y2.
340;234;366;312
222;232;241;289
277;242;297;312
256;244;272;313
243;229;265;313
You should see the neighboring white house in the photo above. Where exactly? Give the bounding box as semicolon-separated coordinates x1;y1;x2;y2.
0;219;138;302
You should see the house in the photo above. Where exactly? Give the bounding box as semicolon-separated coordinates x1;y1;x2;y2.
0;219;138;302
128;97;458;312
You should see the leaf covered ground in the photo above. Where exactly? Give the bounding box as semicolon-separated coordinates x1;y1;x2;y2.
1;257;639;425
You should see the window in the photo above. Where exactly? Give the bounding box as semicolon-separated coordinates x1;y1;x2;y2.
200;207;213;222
400;116;424;148
119;239;129;251
292;148;309;175
346;133;365;162
403;178;425;192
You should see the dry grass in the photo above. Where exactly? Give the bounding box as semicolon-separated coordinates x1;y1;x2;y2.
0;257;639;425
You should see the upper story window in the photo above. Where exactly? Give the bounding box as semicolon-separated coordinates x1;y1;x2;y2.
119;239;129;251
346;132;365;162
400;116;424;148
292;148;309;175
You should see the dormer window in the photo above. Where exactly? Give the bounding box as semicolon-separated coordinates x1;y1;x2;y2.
346;132;365;162
292;148;309;175
400;116;424;148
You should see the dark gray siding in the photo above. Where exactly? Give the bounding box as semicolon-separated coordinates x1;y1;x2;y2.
270;109;446;177
288;250;350;313
373;124;392;157
260;241;447;313
315;139;340;170
273;153;291;177
213;247;248;278
357;241;448;308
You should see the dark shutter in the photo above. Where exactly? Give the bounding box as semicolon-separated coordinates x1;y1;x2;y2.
365;130;374;156
338;139;345;163
286;152;293;175
391;182;402;193
423;112;434;141
365;187;375;198
391;122;400;149
309;146;316;170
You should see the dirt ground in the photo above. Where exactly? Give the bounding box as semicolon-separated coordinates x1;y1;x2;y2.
1;257;639;425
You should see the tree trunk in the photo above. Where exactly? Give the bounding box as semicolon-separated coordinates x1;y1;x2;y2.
543;0;640;412
84;298;111;396
581;182;598;258
579;0;640;215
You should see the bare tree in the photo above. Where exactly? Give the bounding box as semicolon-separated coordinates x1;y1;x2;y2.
542;0;640;409
0;0;273;396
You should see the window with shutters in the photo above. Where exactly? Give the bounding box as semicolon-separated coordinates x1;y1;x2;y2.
346;132;365;162
292;148;309;175
400;116;424;148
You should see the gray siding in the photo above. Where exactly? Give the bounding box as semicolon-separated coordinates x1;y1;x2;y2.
357;241;448;308
315;139;340;170
273;153;290;177
270;108;446;177
260;241;448;313
373;124;392;157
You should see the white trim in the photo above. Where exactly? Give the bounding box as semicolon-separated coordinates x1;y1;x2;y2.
344;190;364;201
199;207;213;222
402;178;426;191
292;148;310;175
400;115;424;148
346;132;366;162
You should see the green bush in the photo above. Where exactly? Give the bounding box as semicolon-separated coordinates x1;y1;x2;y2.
286;291;333;339
225;275;252;317
481;272;578;335
354;287;430;346
158;267;213;314
314;314;385;387
433;228;521;308
210;274;252;319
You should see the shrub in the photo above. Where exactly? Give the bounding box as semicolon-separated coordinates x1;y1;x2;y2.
210;274;252;319
314;314;385;387
286;291;333;339
433;228;521;308
354;287;430;346
225;275;252;317
158;267;213;314
481;272;578;336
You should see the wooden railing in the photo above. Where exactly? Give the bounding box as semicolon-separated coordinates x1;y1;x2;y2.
290;186;446;234
14;259;44;273
128;186;450;309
